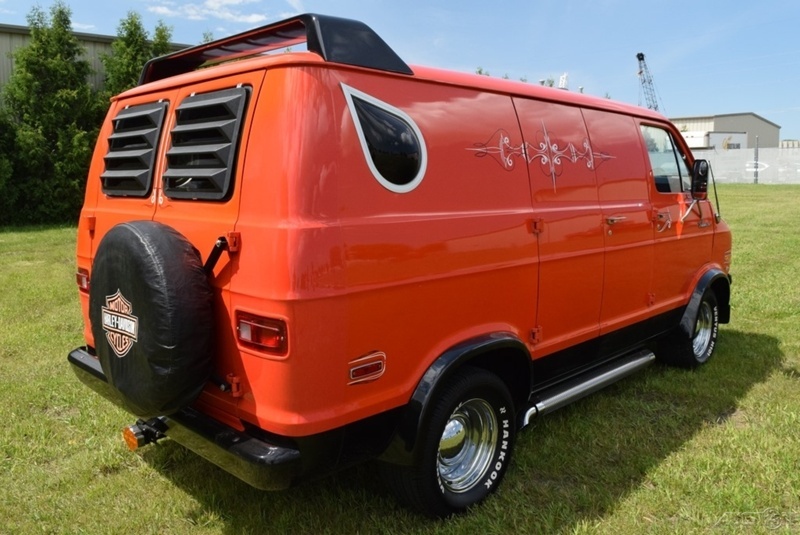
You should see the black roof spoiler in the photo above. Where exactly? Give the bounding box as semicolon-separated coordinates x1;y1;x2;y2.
138;13;413;85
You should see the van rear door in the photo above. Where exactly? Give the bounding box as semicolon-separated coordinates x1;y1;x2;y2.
151;71;265;417
87;93;175;253
79;93;176;346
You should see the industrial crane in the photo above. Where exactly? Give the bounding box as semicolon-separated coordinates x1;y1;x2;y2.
636;52;662;111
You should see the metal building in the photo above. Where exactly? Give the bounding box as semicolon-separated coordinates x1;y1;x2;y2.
0;23;119;89
670;112;780;150
0;23;187;91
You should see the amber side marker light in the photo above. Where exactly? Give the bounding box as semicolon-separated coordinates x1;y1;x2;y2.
76;268;90;293
237;312;288;355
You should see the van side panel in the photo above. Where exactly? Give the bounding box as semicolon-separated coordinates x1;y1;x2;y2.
513;98;604;358
226;66;347;434
582;109;655;334
337;73;537;431
232;67;538;436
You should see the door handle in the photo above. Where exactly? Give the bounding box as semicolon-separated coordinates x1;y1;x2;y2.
655;211;672;232
606;216;627;225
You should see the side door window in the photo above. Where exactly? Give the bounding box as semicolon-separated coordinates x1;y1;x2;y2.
640;125;691;193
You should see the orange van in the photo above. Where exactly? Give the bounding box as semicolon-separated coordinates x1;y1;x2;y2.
68;13;732;517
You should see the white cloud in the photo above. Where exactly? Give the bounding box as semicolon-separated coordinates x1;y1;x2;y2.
149;6;181;17
146;0;269;25
206;0;260;6
284;0;304;12
73;22;97;31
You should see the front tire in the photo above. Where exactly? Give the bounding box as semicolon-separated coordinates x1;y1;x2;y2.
382;367;515;517
658;289;719;368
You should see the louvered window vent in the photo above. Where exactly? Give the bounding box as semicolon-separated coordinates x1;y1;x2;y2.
163;87;249;201
101;101;168;197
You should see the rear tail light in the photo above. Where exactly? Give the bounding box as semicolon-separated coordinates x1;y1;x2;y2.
237;312;288;355
76;268;90;293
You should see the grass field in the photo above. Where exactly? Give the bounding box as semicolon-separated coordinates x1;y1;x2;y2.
1;184;798;534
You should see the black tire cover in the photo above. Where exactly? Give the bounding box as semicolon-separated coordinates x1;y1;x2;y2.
89;221;214;418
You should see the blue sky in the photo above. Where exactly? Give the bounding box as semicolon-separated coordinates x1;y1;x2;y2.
3;0;800;139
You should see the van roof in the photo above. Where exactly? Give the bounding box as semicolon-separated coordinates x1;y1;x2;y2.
411;65;665;121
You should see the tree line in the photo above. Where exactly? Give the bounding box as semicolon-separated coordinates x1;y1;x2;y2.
0;2;176;225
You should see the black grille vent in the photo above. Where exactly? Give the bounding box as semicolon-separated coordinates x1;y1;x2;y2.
101;102;168;197
164;87;249;201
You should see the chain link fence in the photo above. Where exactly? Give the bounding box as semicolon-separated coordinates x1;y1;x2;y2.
694;147;800;184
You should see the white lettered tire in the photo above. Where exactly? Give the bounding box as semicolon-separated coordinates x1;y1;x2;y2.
383;366;516;517
658;289;720;368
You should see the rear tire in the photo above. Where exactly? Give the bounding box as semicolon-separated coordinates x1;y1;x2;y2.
382;367;515;517
658;289;719;368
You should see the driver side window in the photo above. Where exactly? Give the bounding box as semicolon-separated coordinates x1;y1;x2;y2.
640;125;691;193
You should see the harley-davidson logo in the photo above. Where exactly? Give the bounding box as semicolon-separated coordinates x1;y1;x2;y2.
101;290;139;358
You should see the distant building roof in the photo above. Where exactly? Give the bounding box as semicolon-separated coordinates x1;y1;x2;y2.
0;22;114;44
670;112;781;130
1;23;190;90
0;23;189;51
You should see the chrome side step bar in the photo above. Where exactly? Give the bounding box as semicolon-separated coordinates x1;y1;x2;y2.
522;349;656;427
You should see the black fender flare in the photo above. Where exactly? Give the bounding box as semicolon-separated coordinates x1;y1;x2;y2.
379;332;531;466
679;269;731;338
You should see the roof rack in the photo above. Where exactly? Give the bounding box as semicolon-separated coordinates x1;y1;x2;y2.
138;13;413;85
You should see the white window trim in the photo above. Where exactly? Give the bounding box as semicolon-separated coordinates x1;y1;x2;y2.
341;83;428;193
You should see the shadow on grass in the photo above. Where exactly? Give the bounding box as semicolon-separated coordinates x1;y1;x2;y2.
140;329;781;534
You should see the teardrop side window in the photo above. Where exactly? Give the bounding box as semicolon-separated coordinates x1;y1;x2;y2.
342;84;427;193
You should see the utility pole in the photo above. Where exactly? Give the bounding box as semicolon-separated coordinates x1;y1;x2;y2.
754;136;759;184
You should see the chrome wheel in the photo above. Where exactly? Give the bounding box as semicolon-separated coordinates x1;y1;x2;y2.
657;289;720;369
381;367;515;517
692;299;714;359
437;398;498;493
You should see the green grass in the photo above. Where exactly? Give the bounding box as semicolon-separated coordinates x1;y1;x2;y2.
1;185;799;534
